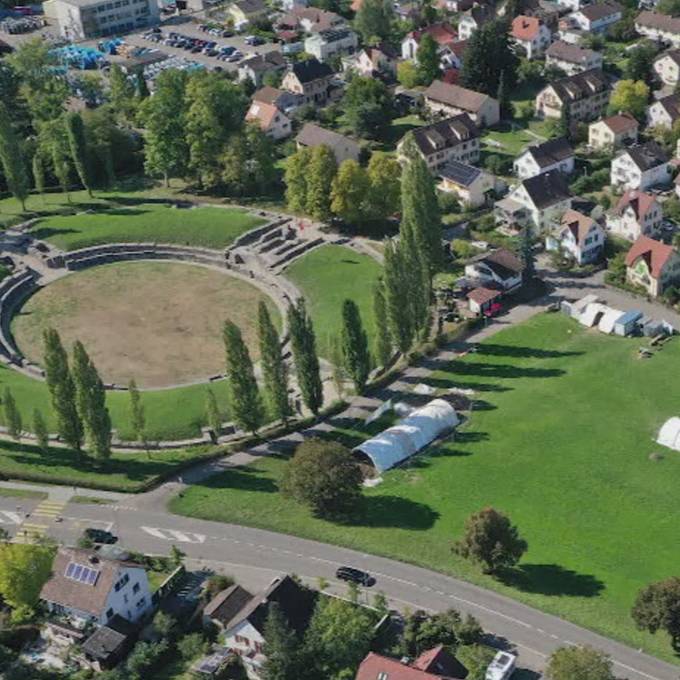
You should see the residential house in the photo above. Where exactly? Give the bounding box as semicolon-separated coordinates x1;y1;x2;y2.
509;0;560;31
511;15;552;59
203;584;254;630
228;0;267;25
40;548;152;628
438;159;495;207
277;6;346;33
635;11;680;47
556;0;588;12
610;141;671;191
647;93;680;130
467;286;504;314
588;113;639;150
654;48;680;85
513;137;575;179
401;22;457;60
281;58;334;105
545;40;603;75
606;189;663;241
458;2;495;39
353;44;398;79
305;27;358;61
356;645;469;680
246;101;292;140
625;235;680;296
281;0;308;10
535;68;610;121
424;80;500;127
81;615;137;671
401;114;480;171
546;209;605;264
441;40;468;69
238;51;287;87
208;575;317;680
296;122;361;163
465;248;525;290
570;1;623;33
252;85;302;114
495;170;572;232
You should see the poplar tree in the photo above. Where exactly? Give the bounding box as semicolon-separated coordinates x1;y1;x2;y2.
287;299;323;415
0;102;29;211
32;152;45;202
33;408;48;453
383;241;413;353
261;602;301;680
128;379;146;446
372;281;392;368
416;34;441;85
400;135;442;274
224;320;264;434
2;388;21;440
72;341;112;460
205;388;222;434
258;302;291;424
340;300;371;394
65;112;93;197
43;329;82;451
402;231;432;342
284;147;312;212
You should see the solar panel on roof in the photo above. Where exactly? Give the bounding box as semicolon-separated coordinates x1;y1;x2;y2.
64;561;100;586
65;562;76;578
73;564;83;580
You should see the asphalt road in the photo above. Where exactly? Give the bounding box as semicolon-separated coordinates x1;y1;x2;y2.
2;495;678;680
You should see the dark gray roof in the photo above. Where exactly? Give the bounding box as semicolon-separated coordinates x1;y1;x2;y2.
549;68;609;103
233;0;266;14
317;28;354;41
290;58;333;83
522;170;571;209
523;137;574;169
204;584;253;624
622;141;669;171
296;122;361;157
81;615;135;661
472;248;525;279
546;40;600;65
411;114;479;156
439;159;483;186
578;1;622;21
656;93;680;121
462;3;495;25
241;51;286;72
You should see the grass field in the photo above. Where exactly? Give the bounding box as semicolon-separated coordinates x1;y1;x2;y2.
284;245;382;358
171;313;680;660
13;261;279;388
29;203;263;251
0;439;214;492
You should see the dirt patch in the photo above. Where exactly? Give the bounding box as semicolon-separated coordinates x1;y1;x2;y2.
12;261;279;388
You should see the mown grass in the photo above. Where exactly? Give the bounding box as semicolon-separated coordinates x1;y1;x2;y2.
0;486;47;500
171;313;680;661
284;244;382;358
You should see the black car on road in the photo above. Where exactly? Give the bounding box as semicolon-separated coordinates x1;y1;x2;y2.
335;566;374;586
84;528;117;544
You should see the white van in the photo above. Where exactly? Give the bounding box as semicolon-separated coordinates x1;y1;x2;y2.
485;651;517;680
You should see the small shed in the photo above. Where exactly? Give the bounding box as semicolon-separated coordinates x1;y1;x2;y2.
614;310;643;336
570;294;599;319
467;287;501;315
81;615;136;671
598;307;625;334
657;417;680;452
579;302;606;327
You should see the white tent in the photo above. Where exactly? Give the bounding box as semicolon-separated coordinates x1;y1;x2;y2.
355;398;459;473
598;307;625;334
579;302;606;327
657;417;680;452
571;294;599;319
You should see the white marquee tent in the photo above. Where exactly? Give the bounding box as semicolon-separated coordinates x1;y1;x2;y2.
598;307;625;334
657;417;680;452
354;398;459;473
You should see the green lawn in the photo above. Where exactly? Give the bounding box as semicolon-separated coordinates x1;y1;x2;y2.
0;486;47;500
171;313;680;661
0;362;231;441
284;245;382;357
0;438;215;492
29;203;263;251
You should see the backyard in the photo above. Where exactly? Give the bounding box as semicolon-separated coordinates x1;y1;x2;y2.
171;312;680;661
284;244;382;357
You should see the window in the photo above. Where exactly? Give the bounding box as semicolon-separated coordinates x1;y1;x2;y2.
106;608;114;619
133;582;140;594
136;597;146;609
378;673;389;680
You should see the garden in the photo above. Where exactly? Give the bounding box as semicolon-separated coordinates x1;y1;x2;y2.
170;312;680;662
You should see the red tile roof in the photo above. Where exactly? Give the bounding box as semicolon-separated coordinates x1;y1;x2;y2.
599;112;638;135
625;235;676;278
412;645;469;677
468;286;502;305
411;22;458;45
355;651;465;680
512;15;541;41
614;190;657;221
560;209;597;246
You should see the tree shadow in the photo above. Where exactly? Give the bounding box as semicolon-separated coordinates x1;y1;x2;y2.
471;343;584;360
471;400;497;411
194;465;278;494
30;227;80;240
499;563;605;598
350;495;440;530
416;376;513;393
450;361;565;380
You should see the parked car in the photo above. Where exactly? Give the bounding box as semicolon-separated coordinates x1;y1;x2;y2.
335;566;374;586
84;528;118;544
485;651;516;680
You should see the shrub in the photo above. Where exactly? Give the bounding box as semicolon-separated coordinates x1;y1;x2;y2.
438;191;460;215
177;633;209;661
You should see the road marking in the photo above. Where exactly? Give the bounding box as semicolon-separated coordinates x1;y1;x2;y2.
140;526;206;543
0;511;22;524
141;526;169;540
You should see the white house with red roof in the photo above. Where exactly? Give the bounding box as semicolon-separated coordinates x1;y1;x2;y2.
401;22;457;61
245;101;292;140
606;190;663;242
511;15;551;59
625;235;680;297
588;113;638;151
355;645;468;680
546;209;605;264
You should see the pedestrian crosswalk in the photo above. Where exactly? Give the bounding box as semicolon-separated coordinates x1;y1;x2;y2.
141;526;206;544
12;499;66;544
0;511;22;524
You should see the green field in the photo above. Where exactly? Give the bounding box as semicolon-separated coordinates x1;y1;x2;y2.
171;313;680;660
284;245;382;357
0;361;231;441
29;203;263;251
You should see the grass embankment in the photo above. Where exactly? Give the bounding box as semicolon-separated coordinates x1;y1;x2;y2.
171;313;680;661
284;244;382;357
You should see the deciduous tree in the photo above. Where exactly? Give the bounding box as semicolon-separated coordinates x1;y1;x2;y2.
223;320;264;434
261;602;301;680
0;102;29;211
632;577;680;651
372;281;392;368
545;645;615;680
454;507;528;574
128;379;146;446
305;145;337;220
342;76;393;139
366;152;400;221
285;147;312;212
416;34;440;85
354;0;394;42
331;159;370;224
282;438;362;517
0;543;55;619
65;111;93;197
205;388;223;435
609;79;649;121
